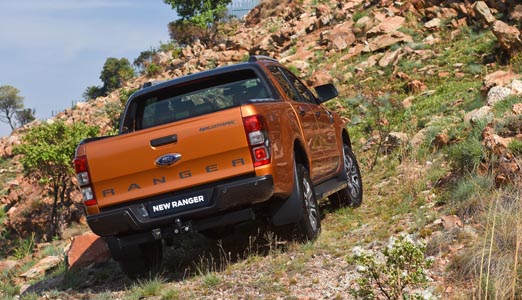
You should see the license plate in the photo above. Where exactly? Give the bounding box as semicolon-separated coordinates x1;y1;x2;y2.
147;191;210;218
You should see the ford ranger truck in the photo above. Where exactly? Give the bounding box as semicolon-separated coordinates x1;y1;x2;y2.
73;56;363;277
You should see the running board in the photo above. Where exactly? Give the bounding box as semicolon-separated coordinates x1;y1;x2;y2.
314;178;347;200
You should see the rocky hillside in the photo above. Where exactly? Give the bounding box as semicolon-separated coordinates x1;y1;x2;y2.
1;0;522;299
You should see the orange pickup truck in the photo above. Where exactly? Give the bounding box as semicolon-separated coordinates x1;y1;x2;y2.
74;56;362;277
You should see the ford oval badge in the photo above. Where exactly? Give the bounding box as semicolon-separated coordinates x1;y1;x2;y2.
155;153;182;167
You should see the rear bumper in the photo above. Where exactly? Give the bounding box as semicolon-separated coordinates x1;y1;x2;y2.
87;175;274;237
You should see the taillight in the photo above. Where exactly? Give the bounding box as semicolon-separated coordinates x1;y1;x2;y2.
73;155;98;207
243;115;271;167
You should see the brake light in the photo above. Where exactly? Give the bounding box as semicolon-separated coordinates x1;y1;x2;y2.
73;155;98;207
74;156;88;173
243;115;271;167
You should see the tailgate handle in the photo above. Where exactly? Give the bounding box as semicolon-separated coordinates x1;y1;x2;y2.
150;134;178;147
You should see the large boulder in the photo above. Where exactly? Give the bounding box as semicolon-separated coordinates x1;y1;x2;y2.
473;1;522;56
364;32;413;52
66;232;110;270
490;20;522;56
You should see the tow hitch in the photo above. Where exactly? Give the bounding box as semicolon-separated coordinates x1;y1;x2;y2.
173;218;192;235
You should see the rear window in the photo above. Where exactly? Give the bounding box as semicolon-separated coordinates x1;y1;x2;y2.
122;69;270;132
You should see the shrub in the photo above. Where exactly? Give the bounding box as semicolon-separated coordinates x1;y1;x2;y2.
349;236;434;300
83;85;104;101
146;63;162;77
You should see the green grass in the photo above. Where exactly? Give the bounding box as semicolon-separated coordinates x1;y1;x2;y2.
493;95;522;117
508;139;522;156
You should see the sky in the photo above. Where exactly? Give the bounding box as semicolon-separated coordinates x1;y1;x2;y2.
0;0;176;137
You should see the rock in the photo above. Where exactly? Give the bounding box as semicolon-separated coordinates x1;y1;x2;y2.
322;23;355;51
490;20;522;56
0;260;18;273
290;60;310;73
513;103;522;115
510;5;522;22
365;32;413;52
315;4;332;26
439;8;459;19
433;133;450;148
482;71;521;93
355;16;372;30
357;53;383;69
464;106;493;124
402;96;415;108
67;232;110;270
340;44;365;61
473;1;496;25
406;80;428;94
424;18;441;29
509;79;522;95
19;256;62;279
378;49;402;67
487;86;513;106
439;215;463;230
308;70;333;86
482;125;511;156
367;16;405;37
153;51;173;65
181;46;193;58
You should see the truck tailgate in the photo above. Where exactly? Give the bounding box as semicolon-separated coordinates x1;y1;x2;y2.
85;107;253;208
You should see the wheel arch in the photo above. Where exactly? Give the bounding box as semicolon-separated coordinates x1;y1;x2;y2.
293;139;309;172
342;129;352;148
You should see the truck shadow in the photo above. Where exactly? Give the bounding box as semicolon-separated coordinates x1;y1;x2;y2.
160;198;344;281
161;220;286;281
22;199;346;296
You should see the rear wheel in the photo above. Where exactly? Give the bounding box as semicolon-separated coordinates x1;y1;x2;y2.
329;144;363;207
117;240;163;279
294;163;321;241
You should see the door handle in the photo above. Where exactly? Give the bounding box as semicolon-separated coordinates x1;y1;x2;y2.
299;108;306;116
315;111;321;117
150;134;178;147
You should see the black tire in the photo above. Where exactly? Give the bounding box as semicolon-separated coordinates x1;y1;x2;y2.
329;144;363;208
294;163;321;241
118;240;163;279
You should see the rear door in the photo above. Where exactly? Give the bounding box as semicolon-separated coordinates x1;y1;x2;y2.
280;69;340;175
267;66;325;181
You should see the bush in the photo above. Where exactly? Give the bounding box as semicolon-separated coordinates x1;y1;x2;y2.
146;63;162;77
349;236;434;300
83;85;104;101
446;120;487;173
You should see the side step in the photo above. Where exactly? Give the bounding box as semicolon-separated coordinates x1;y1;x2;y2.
314;178;347;200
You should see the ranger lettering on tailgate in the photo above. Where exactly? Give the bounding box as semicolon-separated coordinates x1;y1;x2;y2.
101;158;246;197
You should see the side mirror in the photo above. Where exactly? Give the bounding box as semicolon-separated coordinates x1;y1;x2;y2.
314;84;338;103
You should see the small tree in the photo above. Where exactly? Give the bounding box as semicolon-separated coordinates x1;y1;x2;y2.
164;0;231;46
164;0;230;21
99;57;135;95
0;85;24;130
14;121;99;240
15;108;35;128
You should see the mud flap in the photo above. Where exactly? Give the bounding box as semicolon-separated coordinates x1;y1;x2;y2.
271;161;304;226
